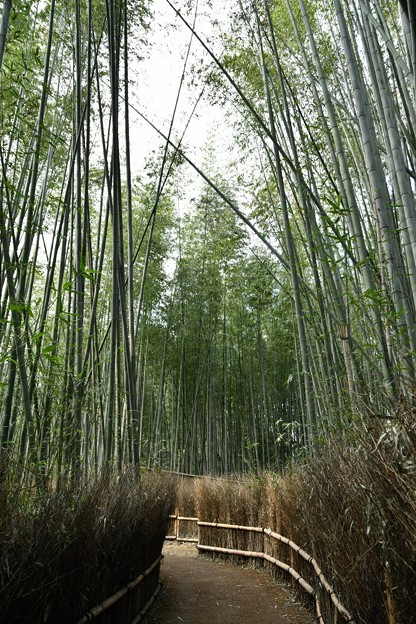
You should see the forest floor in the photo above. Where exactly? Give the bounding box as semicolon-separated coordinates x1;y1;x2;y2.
143;542;315;623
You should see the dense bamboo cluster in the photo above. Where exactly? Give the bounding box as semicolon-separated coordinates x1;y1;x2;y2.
1;0;415;477
206;0;416;444
0;0;156;475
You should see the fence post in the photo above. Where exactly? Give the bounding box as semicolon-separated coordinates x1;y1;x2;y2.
385;566;396;624
290;540;295;588
175;507;179;541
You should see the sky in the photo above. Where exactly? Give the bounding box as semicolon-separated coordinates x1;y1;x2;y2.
122;0;274;267
127;0;236;193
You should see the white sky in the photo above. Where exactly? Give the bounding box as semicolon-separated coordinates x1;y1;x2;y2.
127;0;237;194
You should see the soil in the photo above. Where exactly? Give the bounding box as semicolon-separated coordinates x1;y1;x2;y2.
144;542;315;624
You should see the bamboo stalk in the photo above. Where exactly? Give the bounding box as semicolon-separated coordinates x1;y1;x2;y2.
174;506;179;540
385;566;397;624
0;0;12;73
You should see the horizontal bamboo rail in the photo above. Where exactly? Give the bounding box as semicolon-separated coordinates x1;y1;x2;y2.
74;554;163;624
264;528;351;621
130;582;162;624
197;544;315;594
198;521;263;532
197;543;325;624
196;520;355;624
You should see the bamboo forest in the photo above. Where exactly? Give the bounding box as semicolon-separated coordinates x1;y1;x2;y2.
0;1;415;623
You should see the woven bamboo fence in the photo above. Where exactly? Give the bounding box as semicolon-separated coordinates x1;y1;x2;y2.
74;555;163;624
167;511;355;624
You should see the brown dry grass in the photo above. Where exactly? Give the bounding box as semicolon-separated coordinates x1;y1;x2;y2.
187;410;416;624
0;464;176;624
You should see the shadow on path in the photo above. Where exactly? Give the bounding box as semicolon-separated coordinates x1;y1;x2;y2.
144;543;314;624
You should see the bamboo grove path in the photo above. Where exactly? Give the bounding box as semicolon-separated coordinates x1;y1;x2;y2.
144;543;314;624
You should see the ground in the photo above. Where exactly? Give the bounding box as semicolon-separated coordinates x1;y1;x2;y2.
144;542;315;623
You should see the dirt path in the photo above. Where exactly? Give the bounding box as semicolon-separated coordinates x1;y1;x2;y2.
144;543;314;624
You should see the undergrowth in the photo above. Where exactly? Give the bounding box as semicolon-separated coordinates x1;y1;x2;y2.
186;406;416;624
0;464;176;624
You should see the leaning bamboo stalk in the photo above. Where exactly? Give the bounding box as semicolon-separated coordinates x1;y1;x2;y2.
74;554;163;624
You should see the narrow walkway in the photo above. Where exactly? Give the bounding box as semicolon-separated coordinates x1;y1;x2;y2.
144;543;314;624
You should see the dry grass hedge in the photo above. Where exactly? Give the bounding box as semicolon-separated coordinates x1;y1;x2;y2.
0;464;176;624
190;411;416;624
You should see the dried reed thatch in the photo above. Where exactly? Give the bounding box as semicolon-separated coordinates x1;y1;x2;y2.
189;403;416;624
0;465;175;623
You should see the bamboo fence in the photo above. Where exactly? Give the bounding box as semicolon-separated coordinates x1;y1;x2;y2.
167;512;355;624
74;555;163;624
73;511;355;623
166;508;198;542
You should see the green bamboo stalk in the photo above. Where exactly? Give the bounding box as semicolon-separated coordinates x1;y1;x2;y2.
0;0;12;74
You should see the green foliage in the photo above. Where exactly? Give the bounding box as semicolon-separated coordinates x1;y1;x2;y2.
0;1;46;144
269;0;313;46
142;175;299;474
